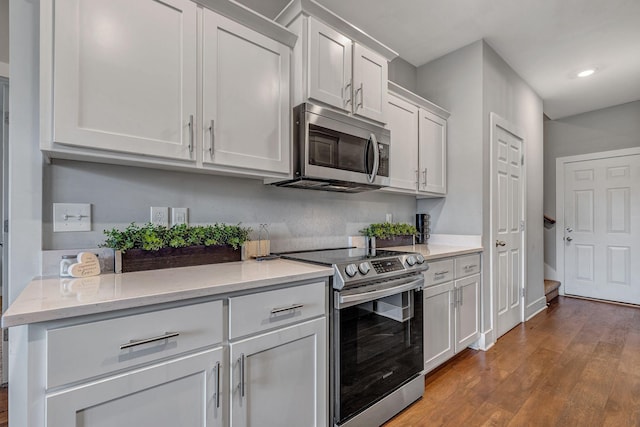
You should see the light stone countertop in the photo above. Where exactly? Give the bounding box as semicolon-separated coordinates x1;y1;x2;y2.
1;259;334;328
386;243;484;260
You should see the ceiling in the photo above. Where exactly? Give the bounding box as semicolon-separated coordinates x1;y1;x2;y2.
237;0;640;119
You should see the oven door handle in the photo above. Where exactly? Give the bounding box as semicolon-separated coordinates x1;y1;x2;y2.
336;276;424;309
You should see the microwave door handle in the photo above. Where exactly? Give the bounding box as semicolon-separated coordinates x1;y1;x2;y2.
367;133;380;183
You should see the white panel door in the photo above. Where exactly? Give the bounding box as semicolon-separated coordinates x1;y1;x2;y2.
454;274;481;352
493;123;524;338
418;109;447;195
308;17;352;112
229;318;326;427
386;93;419;192
352;43;388;123
202;9;290;175
563;154;640;304
46;348;223;427
53;0;197;160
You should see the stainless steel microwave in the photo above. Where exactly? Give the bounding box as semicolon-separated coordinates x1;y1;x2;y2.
270;103;390;193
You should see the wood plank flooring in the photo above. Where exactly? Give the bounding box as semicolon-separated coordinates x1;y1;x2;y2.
384;296;640;427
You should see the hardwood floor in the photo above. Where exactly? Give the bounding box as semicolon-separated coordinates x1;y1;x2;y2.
385;296;640;427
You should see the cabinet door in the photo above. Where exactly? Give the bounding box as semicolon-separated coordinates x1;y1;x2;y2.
202;10;290;175
230;318;327;427
418;109;447;194
52;0;197;160
387;93;419;192
353;43;388;123
46;347;224;427
424;281;455;373
308;18;352;112
455;274;481;352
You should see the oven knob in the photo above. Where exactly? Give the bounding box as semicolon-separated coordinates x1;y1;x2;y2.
345;264;358;277
406;255;417;266
358;262;371;275
416;254;425;264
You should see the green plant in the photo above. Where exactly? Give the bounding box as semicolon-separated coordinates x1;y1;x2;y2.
102;222;251;253
360;222;417;239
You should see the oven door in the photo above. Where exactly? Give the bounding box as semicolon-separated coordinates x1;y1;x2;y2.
333;276;424;425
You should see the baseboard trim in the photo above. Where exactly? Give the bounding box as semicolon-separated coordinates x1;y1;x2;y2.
526;297;547;321
472;331;495;351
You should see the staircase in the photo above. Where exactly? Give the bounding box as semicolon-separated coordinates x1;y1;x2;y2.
544;280;561;304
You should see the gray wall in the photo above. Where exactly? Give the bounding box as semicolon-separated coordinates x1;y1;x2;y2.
482;41;545;319
416;41;483;235
389;57;417;93
543;100;640;271
0;0;8;65
43;160;417;252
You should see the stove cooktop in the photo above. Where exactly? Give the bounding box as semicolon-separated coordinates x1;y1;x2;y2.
281;247;428;290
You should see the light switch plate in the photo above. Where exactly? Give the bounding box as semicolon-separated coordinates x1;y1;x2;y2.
53;203;92;232
171;208;188;226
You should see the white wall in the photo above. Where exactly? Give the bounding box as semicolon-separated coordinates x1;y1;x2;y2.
482;41;545;321
543;100;640;271
42;160;417;252
389;57;417;93
416;41;484;235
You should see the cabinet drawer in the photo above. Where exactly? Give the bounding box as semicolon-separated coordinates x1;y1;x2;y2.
229;281;326;339
47;300;223;389
455;254;481;278
424;259;454;286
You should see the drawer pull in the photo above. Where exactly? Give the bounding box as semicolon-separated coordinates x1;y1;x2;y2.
270;303;304;315
119;332;179;350
215;361;221;408
434;270;450;276
464;264;477;270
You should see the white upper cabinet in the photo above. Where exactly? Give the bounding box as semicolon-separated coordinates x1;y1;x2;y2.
42;0;296;178
277;0;397;124
308;18;352;111
202;9;290;176
387;93;419;191
385;82;449;197
419;109;448;194
51;0;197;161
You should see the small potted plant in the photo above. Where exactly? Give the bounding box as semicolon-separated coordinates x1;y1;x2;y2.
360;222;418;249
102;222;251;273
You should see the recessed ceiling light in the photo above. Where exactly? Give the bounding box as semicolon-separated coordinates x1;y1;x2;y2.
577;69;595;78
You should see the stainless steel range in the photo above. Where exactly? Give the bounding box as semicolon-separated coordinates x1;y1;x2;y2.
281;248;428;427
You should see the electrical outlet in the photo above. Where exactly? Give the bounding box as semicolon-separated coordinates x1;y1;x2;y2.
150;207;169;227
171;207;188;226
53;203;92;232
386;213;393;223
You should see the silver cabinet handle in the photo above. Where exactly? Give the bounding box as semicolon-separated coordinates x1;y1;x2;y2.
422;168;427;188
459;287;464;305
208;119;215;157
566;236;573;242
464;264;477;271
188;114;194;153
215;361;221;408
435;270;450;276
415;169;419;186
496;240;506;247
271;303;304;314
355;83;363;110
119;332;179;350
566;227;573;233
344;81;352;105
239;353;246;398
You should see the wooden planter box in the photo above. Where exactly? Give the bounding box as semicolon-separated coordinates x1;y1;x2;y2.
115;245;242;273
373;235;415;248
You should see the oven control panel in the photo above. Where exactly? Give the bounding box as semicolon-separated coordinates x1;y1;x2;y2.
371;258;404;274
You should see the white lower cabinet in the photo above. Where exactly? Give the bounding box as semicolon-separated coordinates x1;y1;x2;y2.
423;253;481;373
46;347;223;427
229;318;326;427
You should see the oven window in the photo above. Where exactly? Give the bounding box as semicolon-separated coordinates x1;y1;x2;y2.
309;124;368;173
337;289;423;423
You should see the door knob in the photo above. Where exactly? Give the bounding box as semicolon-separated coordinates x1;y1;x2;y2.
565;236;573;242
496;240;506;247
